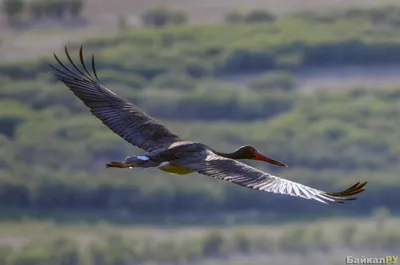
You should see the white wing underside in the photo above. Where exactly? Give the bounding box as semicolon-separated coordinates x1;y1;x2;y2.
177;152;366;204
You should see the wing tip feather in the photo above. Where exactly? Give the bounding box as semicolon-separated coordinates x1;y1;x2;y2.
322;181;367;204
49;45;99;85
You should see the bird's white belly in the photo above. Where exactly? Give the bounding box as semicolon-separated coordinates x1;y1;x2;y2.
158;162;193;175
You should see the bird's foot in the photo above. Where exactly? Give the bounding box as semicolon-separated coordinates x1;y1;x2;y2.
105;161;134;169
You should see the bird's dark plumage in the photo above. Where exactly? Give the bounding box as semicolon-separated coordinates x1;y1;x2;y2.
50;46;367;205
50;46;182;153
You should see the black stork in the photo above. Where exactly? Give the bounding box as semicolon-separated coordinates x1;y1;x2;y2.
49;47;367;204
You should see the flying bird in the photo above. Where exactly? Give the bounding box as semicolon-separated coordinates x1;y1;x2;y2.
49;46;367;204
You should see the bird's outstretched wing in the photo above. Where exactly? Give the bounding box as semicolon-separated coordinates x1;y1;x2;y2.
179;153;367;204
49;46;182;153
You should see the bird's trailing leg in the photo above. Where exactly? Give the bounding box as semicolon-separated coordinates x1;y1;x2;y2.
105;161;133;169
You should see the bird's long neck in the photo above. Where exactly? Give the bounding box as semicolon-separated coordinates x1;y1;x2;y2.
214;150;242;159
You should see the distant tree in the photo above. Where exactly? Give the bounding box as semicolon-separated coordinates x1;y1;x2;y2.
49;237;81;265
28;0;84;20
142;7;188;27
225;11;244;24
201;232;227;257
245;10;276;23
225;9;275;25
45;0;69;18
142;7;171;27
69;0;84;18
232;230;251;254
170;11;188;25
2;0;24;25
29;1;45;21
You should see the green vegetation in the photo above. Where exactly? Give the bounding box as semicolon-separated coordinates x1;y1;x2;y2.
0;6;400;221
0;217;398;265
249;71;296;91
225;9;276;24
7;6;400;79
245;10;276;23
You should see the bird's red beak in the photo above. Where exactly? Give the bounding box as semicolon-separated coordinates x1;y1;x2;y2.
254;153;288;167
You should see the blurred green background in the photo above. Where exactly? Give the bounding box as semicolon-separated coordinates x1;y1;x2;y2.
0;0;400;264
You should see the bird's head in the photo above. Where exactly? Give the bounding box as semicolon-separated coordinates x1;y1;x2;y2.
236;145;288;168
